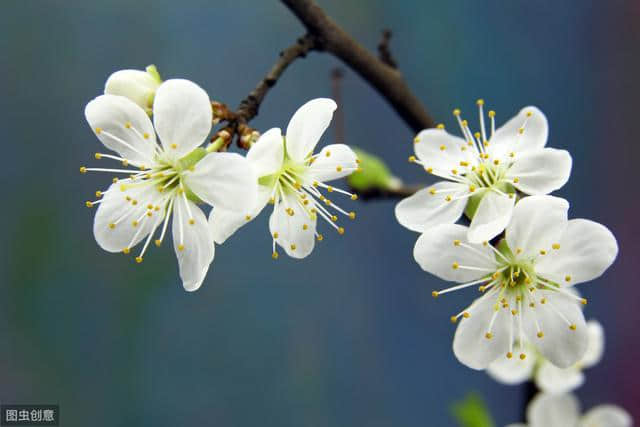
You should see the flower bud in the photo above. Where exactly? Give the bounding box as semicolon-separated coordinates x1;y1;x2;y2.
347;147;401;192
104;65;162;115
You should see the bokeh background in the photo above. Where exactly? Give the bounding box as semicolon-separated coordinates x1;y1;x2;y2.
1;0;638;425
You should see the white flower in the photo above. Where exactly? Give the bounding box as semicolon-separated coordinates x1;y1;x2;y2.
81;79;256;291
395;101;572;243
104;65;162;115
413;195;617;369
508;393;632;427
487;319;604;394
209;98;360;259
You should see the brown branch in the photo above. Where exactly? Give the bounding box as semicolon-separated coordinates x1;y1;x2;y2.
377;29;397;68
281;0;434;132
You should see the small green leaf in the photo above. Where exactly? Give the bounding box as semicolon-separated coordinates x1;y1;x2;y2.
451;392;495;427
347;147;401;192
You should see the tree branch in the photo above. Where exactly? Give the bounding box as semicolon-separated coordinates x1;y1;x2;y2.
281;0;434;132
377;29;397;68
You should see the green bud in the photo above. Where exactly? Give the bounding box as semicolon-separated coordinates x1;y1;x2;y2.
450;392;495;427
347;147;402;192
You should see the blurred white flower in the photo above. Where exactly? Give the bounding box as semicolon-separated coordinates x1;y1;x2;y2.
487;320;604;393
82;79;255;291
413;195;617;369
209;98;360;259
104;65;162;115
507;392;631;427
395;101;572;243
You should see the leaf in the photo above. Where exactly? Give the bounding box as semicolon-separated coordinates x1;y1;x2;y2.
347;147;401;191
450;392;495;427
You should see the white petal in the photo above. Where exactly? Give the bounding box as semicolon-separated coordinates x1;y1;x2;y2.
490;106;548;157
285;98;336;162
413;224;497;282
104;69;160;114
453;292;511;370
467;191;515;243
93;181;164;252
184;152;257;213
269;192;317;258
535;219;618;287
85;95;156;165
527;393;581;427
413;128;476;172
394;182;466;233
208;184;272;244
508;148;572;195
308;144;358;182
581;405;632;427
522;291;588;368
487;350;535;385
581;320;604;368
172;199;214;292
535;360;584;394
506;195;569;257
153;79;212;158
247;128;284;177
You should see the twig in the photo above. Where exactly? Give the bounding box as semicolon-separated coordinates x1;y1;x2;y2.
281;0;434;132
378;29;397;68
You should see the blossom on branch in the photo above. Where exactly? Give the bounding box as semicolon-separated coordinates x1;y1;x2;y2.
396;101;572;243
104;65;162;115
413;195;617;369
209;98;360;259
81;79;255;291
508;392;631;427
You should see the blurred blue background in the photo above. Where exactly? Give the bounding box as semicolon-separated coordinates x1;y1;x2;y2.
1;0;638;425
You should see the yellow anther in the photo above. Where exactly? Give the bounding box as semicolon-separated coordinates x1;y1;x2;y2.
338;227;345;235
485;332;493;339
529;302;535;308
178;244;185;251
79;166;87;174
290;244;296;251
348;212;356;220
327;186;334;192
108;223;116;229
453;239;461;246
122;247;130;254
294;182;301;190
450;316;458;324
170;143;177;149
432;291;439;298
408;155;416;163
460;161;469;167
445;195;452;202
511;309;518;315
552;243;561;250
94;153;102;160
131;200;138;205
436;123;445;129
132;220;138;227
537;331;544;338
469;185;476;192
506;352;513;359
336;166;343;172
269;197;275;204
463;312;470;318
325;199;332;206
316;234;324;241
453;108;461;116
509;152;515;158
302;224;308;230
452;262;459;270
476;99;484;106
518;127;524;134
539;250;547;255
525;278;532;284
513;177;520;183
188;218;195;225
122;159;129;166
272;251;279;259
95;127;102;134
154;239;162;247
135;256;143;263
474;132;481;139
526;111;533;117
439;145;446;151
85;201;93;208
147;204;153;210
581;298;587;305
461;120;468;127
451;169;458;175
286;208;294;216
516;248;522;254
483;241;489;246
425;167;433;173
519;353;526;360
125;196;132;201
488;110;495;118
325;150;331;157
569;324;577;331
146;212;152;217
351;194;358;200
540;298;547;304
303;199;309;205
478;286;485;292
113;177;119;183
413;136;420;143
429;188;436;195
143;133;150;139
245;215;251;221
125;121;131;129
493;159;500;165
461;146;467;151
564;275;572;282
